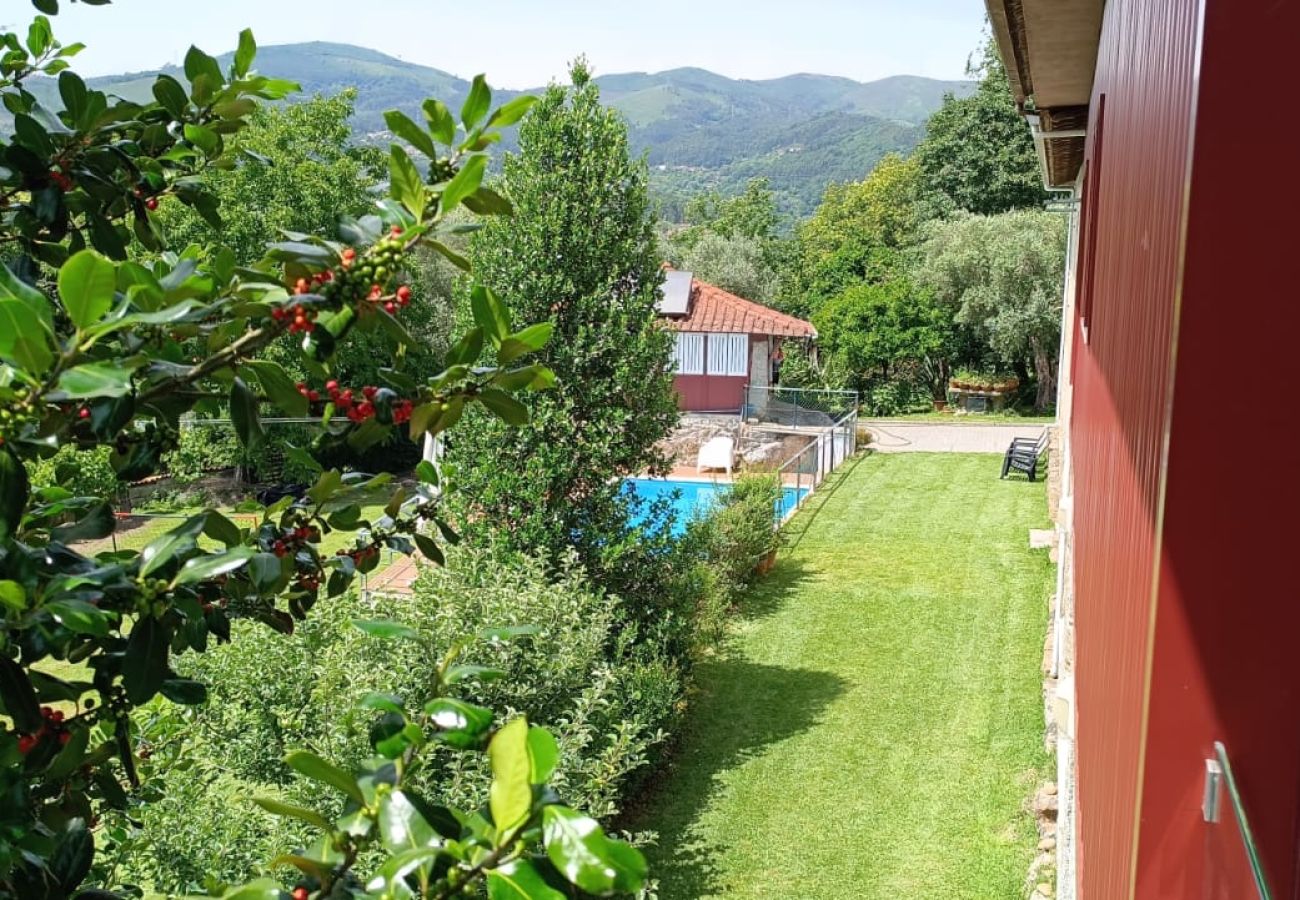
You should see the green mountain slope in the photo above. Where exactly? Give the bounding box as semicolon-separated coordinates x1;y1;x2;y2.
30;42;971;220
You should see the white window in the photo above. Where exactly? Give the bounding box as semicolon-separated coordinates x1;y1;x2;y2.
707;333;749;376
672;332;705;375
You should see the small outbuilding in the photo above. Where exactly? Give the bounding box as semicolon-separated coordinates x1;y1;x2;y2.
656;269;817;413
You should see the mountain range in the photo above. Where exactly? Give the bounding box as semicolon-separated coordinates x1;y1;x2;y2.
48;43;974;221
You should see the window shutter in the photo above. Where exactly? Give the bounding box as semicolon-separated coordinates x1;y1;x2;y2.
673;332;705;375
706;334;749;376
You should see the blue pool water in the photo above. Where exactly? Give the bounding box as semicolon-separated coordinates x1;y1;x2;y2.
623;477;809;535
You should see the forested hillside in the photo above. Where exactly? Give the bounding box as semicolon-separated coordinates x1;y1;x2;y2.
28;42;971;219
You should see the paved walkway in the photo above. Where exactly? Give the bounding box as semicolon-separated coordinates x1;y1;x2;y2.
864;419;1049;453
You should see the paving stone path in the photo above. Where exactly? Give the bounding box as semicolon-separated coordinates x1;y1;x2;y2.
864;419;1050;453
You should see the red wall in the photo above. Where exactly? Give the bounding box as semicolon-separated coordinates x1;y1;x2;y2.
673;334;766;413
1072;0;1300;896
1135;0;1300;896
1071;0;1197;893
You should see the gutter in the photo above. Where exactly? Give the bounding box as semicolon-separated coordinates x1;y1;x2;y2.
1026;113;1083;194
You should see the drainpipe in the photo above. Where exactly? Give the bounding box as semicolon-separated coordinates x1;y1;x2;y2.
1025;113;1084;194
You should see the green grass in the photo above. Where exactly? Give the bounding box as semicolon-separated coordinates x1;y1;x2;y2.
627;453;1053;899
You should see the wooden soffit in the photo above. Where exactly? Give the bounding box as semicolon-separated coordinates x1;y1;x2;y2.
985;0;1105;186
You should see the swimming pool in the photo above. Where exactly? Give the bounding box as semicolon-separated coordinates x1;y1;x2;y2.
623;477;809;535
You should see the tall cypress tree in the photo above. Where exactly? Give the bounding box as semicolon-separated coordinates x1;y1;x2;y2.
451;60;679;595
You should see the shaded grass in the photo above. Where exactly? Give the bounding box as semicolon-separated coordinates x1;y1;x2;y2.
627;452;1053;899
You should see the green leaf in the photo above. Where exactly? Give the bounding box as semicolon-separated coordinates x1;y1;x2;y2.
489;717;532;838
159;677;208;705
248;552;285;592
461;74;492;128
0;580;25;613
284;750;365;804
526;726;559;784
122;616;170;705
422;98;455;145
219;879;286;900
377;789;438;852
441;154;487;214
0;263;54;331
428;239;472;273
151;74;189;117
478;388;529;426
351;618;420;641
462;186;514;217
252;796;334;832
229;377;263;450
244;359;308;417
470;283;511;345
487;95;538;128
53;362;134;399
183;45;223;87
50;819;93;893
139;514;207;577
233;28;257;78
389;145;426;220
0;655;42;733
0;298;54;374
44;599;110;637
384;109;438;159
174;546;255;586
497;322;553;364
425;697;494;749
50;500;114;543
543;806;648;895
1;447;31;543
183;123;219;156
412;532;445;566
58;249;117;329
487;859;566;900
203;511;244;547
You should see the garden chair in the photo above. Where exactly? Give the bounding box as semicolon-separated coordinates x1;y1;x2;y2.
1001;430;1050;482
697;436;735;476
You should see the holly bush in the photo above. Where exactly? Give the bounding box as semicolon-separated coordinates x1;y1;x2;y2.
1;6;646;900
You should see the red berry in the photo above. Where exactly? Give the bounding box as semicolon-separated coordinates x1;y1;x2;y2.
17;735;37;754
145;197;159;211
363;385;378;400
308;390;320;402
384;301;397;314
78;407;90;420
396;285;412;304
390;226;403;238
325;379;339;393
341;247;357;260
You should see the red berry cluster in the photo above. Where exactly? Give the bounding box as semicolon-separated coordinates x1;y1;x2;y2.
48;169;73;192
337;545;381;566
272;301;318;334
17;707;71;755
272;524;320;559
318;380;415;425
133;185;160;210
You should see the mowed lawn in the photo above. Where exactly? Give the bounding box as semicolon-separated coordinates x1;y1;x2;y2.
629;452;1054;899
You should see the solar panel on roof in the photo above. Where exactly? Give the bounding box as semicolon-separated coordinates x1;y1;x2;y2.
656;270;693;316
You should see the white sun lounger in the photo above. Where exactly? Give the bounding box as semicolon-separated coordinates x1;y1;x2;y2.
697;436;735;476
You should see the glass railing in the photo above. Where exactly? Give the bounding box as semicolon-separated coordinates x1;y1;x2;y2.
1213;741;1272;899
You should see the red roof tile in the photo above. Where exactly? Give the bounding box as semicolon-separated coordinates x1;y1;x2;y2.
661;277;817;338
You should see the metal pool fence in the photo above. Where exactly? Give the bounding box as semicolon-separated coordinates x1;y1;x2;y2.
771;405;859;523
743;385;859;429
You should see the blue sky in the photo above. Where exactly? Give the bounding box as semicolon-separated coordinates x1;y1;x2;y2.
13;0;988;86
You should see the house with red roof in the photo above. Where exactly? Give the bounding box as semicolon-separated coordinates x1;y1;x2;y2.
657;269;817;413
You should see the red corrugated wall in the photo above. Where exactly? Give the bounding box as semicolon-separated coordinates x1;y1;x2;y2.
1073;0;1300;896
1070;0;1198;895
1134;0;1300;896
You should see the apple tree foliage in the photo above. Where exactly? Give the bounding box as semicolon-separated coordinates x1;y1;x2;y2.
0;7;647;899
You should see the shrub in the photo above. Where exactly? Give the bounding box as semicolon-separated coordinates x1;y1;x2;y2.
24;444;119;499
687;474;782;606
118;544;677;893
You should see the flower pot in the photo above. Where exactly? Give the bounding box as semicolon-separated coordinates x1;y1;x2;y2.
756;549;777;576
932;399;948;411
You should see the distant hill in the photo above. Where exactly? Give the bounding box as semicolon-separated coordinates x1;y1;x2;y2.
31;43;973;221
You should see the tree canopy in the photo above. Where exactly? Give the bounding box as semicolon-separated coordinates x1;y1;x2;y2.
451;63;679;613
914;42;1046;215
